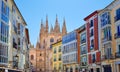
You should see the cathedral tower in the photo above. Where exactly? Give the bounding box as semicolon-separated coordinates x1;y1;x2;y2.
35;15;67;72
62;18;67;36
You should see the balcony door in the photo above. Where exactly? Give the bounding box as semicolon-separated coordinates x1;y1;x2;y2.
117;25;120;35
105;48;112;59
118;45;120;53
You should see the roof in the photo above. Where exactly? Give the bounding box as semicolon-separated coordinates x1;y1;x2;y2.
12;1;27;25
84;10;101;21
76;24;86;33
52;40;62;46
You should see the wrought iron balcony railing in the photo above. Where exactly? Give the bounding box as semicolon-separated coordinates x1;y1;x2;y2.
114;16;120;22
115;52;120;58
114;33;120;39
102;36;112;43
102;54;114;60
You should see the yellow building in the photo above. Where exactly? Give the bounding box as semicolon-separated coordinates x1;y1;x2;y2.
98;0;120;72
52;40;63;72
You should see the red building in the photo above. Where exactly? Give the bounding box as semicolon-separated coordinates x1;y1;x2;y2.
84;10;101;72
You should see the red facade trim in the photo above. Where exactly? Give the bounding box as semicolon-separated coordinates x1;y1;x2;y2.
89;54;92;64
87;22;90;53
94;17;99;51
96;51;101;62
84;10;98;21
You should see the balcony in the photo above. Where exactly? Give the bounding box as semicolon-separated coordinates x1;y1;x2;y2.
101;23;111;29
81;39;86;44
115;52;120;58
114;16;120;22
102;36;112;43
81;50;87;55
114;33;120;39
102;54;114;60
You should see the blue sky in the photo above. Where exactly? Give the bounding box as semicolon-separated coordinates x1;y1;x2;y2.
15;0;113;46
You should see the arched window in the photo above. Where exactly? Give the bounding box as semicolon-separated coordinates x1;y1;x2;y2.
50;38;54;43
40;53;42;56
31;55;34;60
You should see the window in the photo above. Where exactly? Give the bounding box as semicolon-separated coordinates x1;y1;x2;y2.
105;48;112;59
62;31;76;44
92;54;96;63
59;54;61;61
50;45;52;49
117;25;120;35
50;38;54;43
59;46;61;52
90;39;94;50
118;45;120;53
82;56;87;62
0;43;8;63
0;22;9;43
31;55;34;60
90;29;94;37
40;53;42;56
1;1;9;23
54;64;57;70
12;5;15;13
13;38;17;49
18;38;20;46
101;12;110;27
81;45;86;54
54;48;57;53
90;20;94;27
54;55;56;61
115;8;120;21
59;63;62;70
96;68;100;72
81;33;86;44
103;27;111;40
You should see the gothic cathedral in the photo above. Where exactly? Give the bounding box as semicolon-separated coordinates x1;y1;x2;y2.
30;15;67;72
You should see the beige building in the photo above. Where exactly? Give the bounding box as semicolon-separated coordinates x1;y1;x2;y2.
29;16;67;72
98;0;120;72
0;0;30;72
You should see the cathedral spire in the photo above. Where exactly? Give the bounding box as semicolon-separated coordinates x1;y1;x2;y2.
36;37;40;49
46;15;49;33
40;19;44;36
50;24;53;33
54;15;60;33
62;18;67;36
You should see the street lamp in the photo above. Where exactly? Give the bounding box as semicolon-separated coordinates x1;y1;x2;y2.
13;54;19;69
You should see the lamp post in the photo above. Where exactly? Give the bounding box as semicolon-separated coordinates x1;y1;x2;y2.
13;54;19;69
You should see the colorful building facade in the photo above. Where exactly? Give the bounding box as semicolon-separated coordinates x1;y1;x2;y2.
77;25;87;72
62;31;80;72
52;40;62;72
98;0;120;72
84;11;101;72
0;0;30;72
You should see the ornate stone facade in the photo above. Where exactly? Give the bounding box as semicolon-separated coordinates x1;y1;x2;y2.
30;16;67;72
